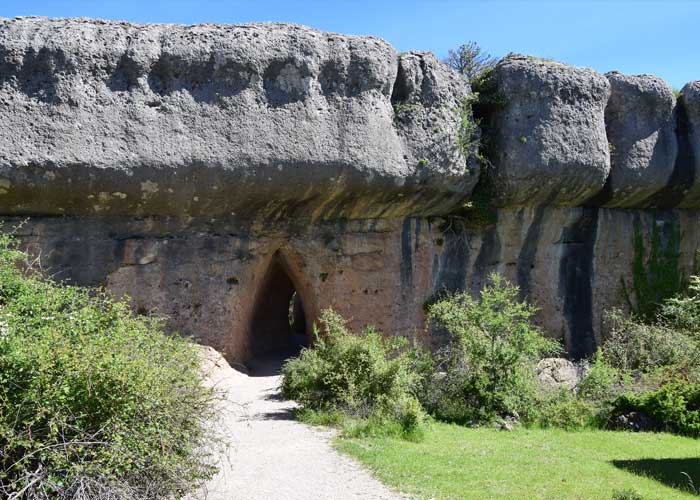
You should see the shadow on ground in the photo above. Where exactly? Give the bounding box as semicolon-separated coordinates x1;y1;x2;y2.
246;349;301;377
612;458;700;495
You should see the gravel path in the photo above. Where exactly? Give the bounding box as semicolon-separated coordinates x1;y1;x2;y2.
197;349;408;500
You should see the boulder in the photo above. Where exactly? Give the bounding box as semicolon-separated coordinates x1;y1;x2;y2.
536;357;585;390
597;72;678;208
392;51;480;192
678;81;700;207
489;54;610;207
0;17;475;220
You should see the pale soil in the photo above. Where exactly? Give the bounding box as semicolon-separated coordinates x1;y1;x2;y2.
194;348;408;500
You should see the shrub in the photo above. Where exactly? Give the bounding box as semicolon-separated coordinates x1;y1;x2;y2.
660;275;700;336
535;389;598;430
577;349;625;402
0;233;218;499
281;309;424;438
601;308;699;373
424;273;560;424
610;382;700;438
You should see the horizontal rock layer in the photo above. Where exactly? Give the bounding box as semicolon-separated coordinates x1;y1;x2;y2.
0;17;475;219
5;208;699;361
1;18;700;362
0;18;699;215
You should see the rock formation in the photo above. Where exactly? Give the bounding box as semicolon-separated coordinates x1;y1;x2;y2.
0;17;698;363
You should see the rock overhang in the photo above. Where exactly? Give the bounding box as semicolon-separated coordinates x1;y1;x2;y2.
0;17;699;221
0;16;476;220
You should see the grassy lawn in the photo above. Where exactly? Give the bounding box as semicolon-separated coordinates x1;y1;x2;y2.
337;423;700;500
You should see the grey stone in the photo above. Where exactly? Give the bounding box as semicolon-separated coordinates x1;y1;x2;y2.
489;54;611;207
0;17;475;220
600;72;678;208
392;51;479;195
536;357;583;390
679;81;700;207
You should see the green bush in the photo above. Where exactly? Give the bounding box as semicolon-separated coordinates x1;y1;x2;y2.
610;383;700;438
0;233;218;499
424;273;560;424
601;308;699;373
281;309;424;438
660;275;700;336
535;389;598;431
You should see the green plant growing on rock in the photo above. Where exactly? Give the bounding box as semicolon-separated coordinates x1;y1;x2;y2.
622;218;687;323
452;68;504;228
392;102;422;116
0;232;219;499
456;94;481;160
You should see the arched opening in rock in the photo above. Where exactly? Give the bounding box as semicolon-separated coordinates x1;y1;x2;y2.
248;253;310;374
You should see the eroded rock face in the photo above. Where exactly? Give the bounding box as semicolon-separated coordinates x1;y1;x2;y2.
1;17;699;363
392;52;480;186
679;81;700;207
489;54;611;207
596;72;678;208
0;17;473;219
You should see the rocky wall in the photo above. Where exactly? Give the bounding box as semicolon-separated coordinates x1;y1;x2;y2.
4;207;699;362
1;17;700;362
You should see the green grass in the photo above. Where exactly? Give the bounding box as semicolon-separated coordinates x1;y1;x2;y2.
337;423;700;500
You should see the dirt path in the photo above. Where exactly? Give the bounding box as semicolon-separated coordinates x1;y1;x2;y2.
197;349;408;500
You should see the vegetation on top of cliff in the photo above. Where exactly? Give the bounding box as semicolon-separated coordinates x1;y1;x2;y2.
0;232;219;499
443;41;498;82
446;41;506;228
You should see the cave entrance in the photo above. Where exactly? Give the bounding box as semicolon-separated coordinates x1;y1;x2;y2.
248;255;310;375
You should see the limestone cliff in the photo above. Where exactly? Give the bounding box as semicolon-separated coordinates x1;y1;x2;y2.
0;17;698;362
0;17;475;219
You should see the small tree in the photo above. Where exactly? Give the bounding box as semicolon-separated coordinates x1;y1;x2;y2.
444;41;498;81
425;273;560;423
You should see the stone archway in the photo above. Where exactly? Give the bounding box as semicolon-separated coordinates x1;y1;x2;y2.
248;251;312;361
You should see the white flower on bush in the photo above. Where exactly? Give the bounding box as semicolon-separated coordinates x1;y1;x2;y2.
0;320;8;338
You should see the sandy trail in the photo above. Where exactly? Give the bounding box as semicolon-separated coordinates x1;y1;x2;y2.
196;349;407;500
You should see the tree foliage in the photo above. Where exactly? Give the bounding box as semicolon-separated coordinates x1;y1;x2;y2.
444;41;498;81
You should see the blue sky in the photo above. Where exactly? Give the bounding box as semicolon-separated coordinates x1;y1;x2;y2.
1;0;697;89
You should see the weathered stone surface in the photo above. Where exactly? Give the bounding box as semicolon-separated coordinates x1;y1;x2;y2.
595;72;678;208
1;17;700;364
678;81;700;207
536;358;585;390
430;207;700;358
489;54;611;207
0;17;474;219
392;51;480;186
7;216;436;362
